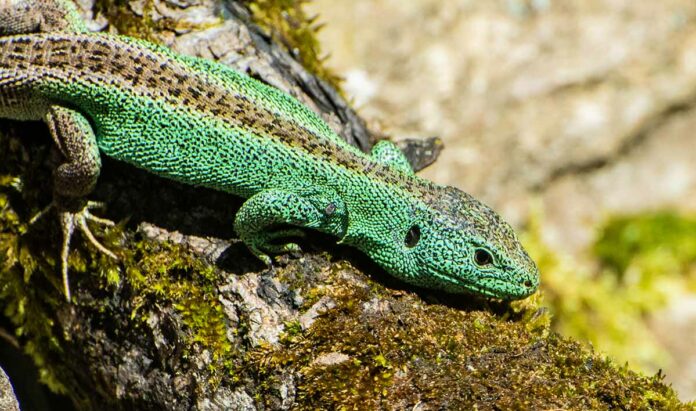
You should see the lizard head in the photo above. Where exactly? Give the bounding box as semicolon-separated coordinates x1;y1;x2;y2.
349;185;539;300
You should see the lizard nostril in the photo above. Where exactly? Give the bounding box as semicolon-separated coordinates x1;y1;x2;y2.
524;280;532;288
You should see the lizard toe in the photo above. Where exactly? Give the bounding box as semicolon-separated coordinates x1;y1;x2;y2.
259;228;305;254
57;202;118;301
248;243;273;267
261;242;302;254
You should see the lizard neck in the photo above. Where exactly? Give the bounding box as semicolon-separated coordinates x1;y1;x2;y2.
339;171;426;247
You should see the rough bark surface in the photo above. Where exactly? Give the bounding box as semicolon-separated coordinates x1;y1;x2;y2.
0;366;19;411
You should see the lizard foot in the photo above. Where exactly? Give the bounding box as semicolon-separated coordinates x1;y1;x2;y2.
59;201;119;301
246;228;305;267
31;201;118;301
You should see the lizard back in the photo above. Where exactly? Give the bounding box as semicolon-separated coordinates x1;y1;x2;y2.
0;32;420;196
0;32;346;146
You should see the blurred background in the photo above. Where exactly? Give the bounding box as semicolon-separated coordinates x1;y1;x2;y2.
305;0;696;401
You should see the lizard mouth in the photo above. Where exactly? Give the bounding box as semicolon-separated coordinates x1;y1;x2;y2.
430;268;535;300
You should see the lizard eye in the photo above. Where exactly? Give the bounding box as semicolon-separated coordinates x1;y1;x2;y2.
474;249;493;266
405;225;420;248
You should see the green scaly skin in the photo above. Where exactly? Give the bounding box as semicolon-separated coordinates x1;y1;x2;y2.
0;0;539;300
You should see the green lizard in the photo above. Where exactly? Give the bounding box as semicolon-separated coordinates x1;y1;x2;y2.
0;0;539;301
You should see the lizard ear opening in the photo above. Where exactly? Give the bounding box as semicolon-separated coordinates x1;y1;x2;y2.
404;225;420;248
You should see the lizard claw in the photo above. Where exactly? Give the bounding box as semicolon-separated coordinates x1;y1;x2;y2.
33;201;118;301
263;228;304;254
246;228;305;268
61;202;117;259
248;244;273;268
60;201;118;301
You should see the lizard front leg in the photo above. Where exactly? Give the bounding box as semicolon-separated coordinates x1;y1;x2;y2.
234;189;346;266
370;140;414;174
37;105;117;301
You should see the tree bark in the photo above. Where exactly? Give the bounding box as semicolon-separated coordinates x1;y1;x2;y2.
0;366;19;411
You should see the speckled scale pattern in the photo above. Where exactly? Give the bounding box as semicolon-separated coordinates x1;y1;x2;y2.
0;0;540;300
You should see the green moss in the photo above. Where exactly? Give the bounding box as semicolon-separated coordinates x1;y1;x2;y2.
523;208;696;376
242;264;687;409
0;128;69;393
240;0;341;89
94;0;160;41
94;0;222;42
594;211;696;284
124;240;233;366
